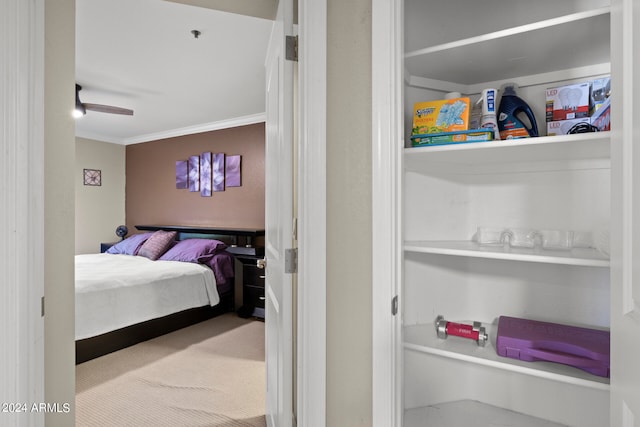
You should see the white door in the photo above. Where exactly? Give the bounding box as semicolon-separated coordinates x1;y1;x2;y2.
1;1;45;424
264;0;294;425
611;0;640;425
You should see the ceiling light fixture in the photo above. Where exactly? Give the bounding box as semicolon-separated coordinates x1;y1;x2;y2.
191;30;201;39
73;84;86;118
73;83;134;117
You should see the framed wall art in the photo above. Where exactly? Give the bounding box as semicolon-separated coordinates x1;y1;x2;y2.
188;155;200;192
177;151;243;194
83;168;101;186
175;160;188;189
226;155;241;187
200;152;212;197
213;153;225;192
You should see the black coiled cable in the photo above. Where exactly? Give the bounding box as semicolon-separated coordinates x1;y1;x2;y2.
567;122;600;134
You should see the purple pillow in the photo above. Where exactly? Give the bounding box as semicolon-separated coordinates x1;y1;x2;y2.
105;233;153;255
159;238;227;264
137;230;177;260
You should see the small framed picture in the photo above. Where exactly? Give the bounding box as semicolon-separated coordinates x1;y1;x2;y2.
83;168;101;186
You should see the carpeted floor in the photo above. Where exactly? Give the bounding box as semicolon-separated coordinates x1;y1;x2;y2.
76;313;266;427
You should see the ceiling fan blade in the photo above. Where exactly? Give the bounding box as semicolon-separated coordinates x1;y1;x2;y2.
83;103;134;116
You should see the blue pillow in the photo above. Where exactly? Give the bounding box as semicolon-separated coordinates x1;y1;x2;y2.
105;233;153;255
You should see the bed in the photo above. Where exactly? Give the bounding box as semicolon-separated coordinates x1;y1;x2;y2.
75;225;263;364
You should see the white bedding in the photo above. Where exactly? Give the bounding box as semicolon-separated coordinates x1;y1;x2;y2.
75;253;220;340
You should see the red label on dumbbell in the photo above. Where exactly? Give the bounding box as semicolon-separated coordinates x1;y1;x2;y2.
446;322;481;340
435;315;488;347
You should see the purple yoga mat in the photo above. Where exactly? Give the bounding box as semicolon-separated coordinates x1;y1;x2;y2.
496;316;610;377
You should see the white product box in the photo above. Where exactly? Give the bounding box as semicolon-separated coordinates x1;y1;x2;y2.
590;96;611;131
546;82;590;122
590;76;611;114
547;117;591;136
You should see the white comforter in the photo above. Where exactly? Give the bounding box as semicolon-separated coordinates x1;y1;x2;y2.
75;253;220;340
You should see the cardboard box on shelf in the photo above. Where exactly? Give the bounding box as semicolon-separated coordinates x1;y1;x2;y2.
547;117;592;136
410;129;493;147
546;82;590;122
412;97;471;135
591;96;611;131
590;76;611;115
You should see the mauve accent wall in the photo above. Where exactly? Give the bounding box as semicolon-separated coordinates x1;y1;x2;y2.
125;123;265;232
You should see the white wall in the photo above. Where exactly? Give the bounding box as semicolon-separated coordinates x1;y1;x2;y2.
44;0;76;425
75;137;126;254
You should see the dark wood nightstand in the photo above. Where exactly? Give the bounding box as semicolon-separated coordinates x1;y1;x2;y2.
234;255;265;319
100;242;118;253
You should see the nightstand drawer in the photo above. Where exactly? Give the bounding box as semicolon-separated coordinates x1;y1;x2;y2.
234;255;266;318
244;285;265;309
243;265;265;288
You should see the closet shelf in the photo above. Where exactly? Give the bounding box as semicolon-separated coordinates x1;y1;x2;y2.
404;400;567;427
404;323;610;391
404;7;610;87
404;132;611;174
403;241;610;267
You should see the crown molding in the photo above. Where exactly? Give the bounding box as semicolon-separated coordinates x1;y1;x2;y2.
75;112;266;145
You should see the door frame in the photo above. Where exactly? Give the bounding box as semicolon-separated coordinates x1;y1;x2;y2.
7;0;329;424
296;0;327;425
371;0;403;426
610;0;640;424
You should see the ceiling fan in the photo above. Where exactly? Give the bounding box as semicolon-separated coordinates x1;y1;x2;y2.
74;84;134;118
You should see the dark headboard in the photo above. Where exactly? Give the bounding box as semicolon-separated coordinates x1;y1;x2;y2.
135;225;265;255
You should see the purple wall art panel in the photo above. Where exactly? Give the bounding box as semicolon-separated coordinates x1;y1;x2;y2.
188;155;200;192
213;153;225;192
200;152;212;197
225;155;242;187
176;160;188;189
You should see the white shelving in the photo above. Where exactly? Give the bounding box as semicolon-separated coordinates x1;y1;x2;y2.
398;1;612;426
404;133;611;174
405;7;610;91
404;241;610;267
404;323;610;391
404;400;568;427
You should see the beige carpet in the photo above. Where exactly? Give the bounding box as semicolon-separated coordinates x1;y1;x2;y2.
76;313;266;427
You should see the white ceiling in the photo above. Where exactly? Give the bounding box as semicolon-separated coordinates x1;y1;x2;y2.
75;0;274;145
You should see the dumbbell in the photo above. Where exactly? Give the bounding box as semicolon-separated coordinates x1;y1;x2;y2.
435;315;488;347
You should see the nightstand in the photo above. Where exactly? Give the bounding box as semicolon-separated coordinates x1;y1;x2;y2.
100;242;118;253
234;255;265;319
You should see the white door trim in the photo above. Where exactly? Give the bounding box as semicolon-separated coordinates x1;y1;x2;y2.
372;0;403;426
610;0;640;425
297;0;327;425
264;0;294;423
0;0;45;424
